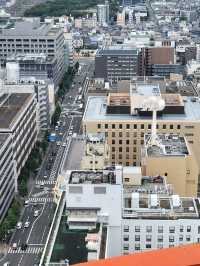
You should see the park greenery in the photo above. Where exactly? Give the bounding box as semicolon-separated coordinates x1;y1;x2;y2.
24;0;119;19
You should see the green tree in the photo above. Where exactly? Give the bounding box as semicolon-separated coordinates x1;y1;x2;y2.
18;180;28;197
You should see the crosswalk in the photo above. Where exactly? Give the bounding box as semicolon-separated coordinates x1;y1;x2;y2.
32;191;49;198
8;246;43;254
36;180;56;185
29;197;54;203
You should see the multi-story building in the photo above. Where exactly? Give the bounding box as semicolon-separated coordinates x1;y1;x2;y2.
0;133;15;222
0;18;65;86
141;134;198;196
0;93;37;178
4;63;53;130
82;83;200;173
97;1;109;26
95;46;139;82
81;133;110;170
6;53;62;88
61;166;200;258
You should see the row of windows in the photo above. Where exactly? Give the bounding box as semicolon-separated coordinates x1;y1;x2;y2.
123;225;193;233
123;243;178;252
123;234;192;242
98;123;183;130
112;140;144;145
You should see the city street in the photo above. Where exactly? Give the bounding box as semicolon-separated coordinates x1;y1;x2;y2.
1;59;93;266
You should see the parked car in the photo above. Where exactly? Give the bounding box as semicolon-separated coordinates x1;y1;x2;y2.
34;210;39;217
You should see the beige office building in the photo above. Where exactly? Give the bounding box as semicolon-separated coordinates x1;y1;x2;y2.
141;134;198;196
82;84;200;175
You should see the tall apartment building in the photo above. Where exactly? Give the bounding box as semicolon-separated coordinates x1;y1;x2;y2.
0;19;65;86
97;1;109;26
0;93;37;178
82;83;200;173
0;134;15;221
95;46;139;82
62;167;200;258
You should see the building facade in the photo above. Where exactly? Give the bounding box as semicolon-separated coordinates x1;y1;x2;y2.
95;47;139;82
0;19;65;86
0;134;15;222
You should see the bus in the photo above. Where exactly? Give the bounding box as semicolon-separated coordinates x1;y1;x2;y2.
48;133;57;142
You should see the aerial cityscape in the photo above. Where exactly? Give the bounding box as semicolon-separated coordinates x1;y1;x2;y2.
0;0;200;265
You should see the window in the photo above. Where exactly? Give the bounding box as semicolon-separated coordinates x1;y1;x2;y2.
179;235;183;241
158;226;163;233
170;125;173;130
177;125;181;129
146;244;151;249
124;235;129;241
124;178;130;182
141;132;144;138
112;140;115;144
135;235;140;241
119;140;122;145
134;132;137;137
158;235;163;242
124;225;129;232
112;154;115;160
126;162;129;166
119;124;122;129
187;226;191;232
133;147;137;153
141;140;144;145
126;124;130;129
180;225;184;232
123;243;129;250
126;147;129;152
148;124;151;129
169;244;174;248
119;154;122;160
186;235;191;241
105;124;108;129
157;244;163;249
112;124;115;129
141;124;144;129
169;236;174;242
163;124;166;129
146;226;152;233
198;226;200;234
135;226;140;232
126;132;130;138
169;226;175;233
134;124;137;129
112;132;115;137
119;147;122;152
119;132;123;138
185;125;194;129
112;147;115;152
94;187;106;194
135;244;140;250
146;235;152;242
126;140;130;145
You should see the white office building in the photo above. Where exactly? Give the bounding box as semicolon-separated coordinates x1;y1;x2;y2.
62;166;200;258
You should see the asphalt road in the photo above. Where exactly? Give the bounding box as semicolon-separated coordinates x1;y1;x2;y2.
1;58;93;266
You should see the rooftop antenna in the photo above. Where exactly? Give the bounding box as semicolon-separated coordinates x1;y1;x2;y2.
142;96;166;153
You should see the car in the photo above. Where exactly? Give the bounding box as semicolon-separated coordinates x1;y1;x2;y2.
43;175;48;179
34;210;39;217
3;262;10;266
59;132;63;136
68;131;73;136
21;243;28;251
62;143;67;147
16;222;22;229
56;141;61;146
12;243;17;250
24;200;29;206
24;221;30;228
40;183;44;189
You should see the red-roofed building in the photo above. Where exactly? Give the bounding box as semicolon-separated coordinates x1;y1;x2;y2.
74;244;200;266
